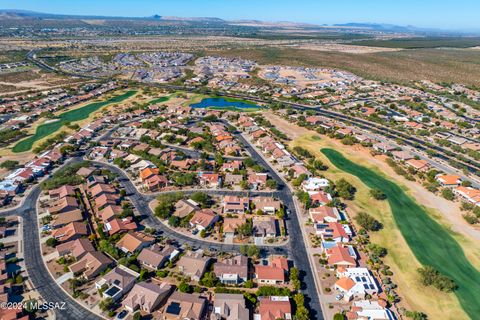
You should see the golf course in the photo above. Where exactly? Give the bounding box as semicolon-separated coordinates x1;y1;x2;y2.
12;90;137;153
321;148;480;318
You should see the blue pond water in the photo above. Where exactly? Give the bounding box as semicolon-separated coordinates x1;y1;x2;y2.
190;97;262;110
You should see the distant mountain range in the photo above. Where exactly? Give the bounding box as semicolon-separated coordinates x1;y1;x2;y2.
0;9;226;22
0;9;475;35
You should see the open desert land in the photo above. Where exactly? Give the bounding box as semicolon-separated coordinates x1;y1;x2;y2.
291;43;404;53
205;47;480;85
264;111;477;320
0;67;88;94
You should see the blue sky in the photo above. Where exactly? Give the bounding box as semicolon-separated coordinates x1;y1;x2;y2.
2;0;479;30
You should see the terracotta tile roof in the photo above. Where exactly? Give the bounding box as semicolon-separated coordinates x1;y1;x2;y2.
258;296;291;320
335;277;356;291
255;265;285;281
436;174;461;185
51;221;88;242
326;246;356;266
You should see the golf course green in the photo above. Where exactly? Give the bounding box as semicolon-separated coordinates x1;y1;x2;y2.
13;90;137;153
146;95;171;105
321;148;480;318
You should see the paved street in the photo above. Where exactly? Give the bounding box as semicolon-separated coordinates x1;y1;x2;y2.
1;186;103;320
0;121;325;319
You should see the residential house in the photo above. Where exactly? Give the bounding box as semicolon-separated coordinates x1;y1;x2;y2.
212;293;249;320
345;300;395;320
177;251;211;282
373;143;396;154
326;245;357;267
56;238;95;260
315;222;351;243
69;251;113;280
255;265;285;285
309;191;332;206
160;291;207;320
198;172;221;188
253;216;278;238
51;221;88;243
189;209;219;231
255;296;292;320
95;266;139;301
214;255;249;285
174;199;200;218
252;197;281;214
94;193;120;211
405;159;430;172
122;281;172;313
116;232;155;254
222;218;247;238
48;196;79;215
223;196;250;214
48;185;76;200
436;175;462;187
224;174;243;186
335;267;380;301
137;244;180;270
248;173;267;189
302;177;329;193
104;217;137;235
51;209;84;229
454;186;480;205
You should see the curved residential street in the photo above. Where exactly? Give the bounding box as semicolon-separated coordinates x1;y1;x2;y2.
1;185;103;320
0;121;324;319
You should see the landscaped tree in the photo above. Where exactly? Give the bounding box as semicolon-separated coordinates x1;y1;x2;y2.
336;178;356;200
45;238;58;247
266;179;278;190
417;266;457;292
200;271;218;287
369;188;387;200
178;281;192;293
237;220;253;238
99;298;113;312
289;267;301;291
293;293;310;320
441;188;455;201
333;314;345;320
354;212;382;231
190;192;211;207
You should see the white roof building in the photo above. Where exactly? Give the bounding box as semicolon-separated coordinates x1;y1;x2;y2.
335;267;380;301
302;177;329;193
350;300;396;320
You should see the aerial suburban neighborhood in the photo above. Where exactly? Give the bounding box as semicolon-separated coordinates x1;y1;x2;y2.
0;1;479;320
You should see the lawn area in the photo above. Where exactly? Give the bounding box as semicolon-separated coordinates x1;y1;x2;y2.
12;90;137;153
146;95;171;106
322;147;480;319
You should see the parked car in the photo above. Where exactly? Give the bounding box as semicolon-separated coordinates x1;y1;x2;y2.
116;310;129;320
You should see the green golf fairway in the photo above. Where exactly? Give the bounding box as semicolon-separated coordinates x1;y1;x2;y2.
13;90;137;153
146;96;171;105
322;148;480;318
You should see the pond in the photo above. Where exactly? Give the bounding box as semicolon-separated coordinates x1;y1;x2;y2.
190;97;263;111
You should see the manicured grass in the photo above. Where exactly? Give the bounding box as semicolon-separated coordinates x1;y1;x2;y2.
321;148;480;318
146;95;171;106
13;90;136;153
